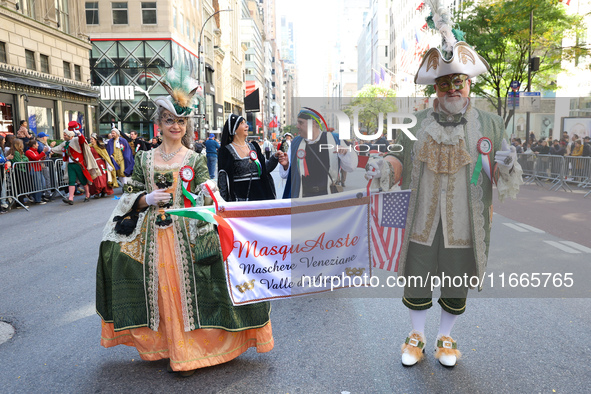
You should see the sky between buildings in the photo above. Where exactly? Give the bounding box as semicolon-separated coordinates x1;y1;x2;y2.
277;0;338;97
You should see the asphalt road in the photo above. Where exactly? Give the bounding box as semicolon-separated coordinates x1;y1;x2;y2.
1;170;590;393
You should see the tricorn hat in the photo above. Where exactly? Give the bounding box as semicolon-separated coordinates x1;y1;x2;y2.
414;42;490;85
415;1;489;85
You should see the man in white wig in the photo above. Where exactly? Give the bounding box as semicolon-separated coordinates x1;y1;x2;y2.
366;1;522;367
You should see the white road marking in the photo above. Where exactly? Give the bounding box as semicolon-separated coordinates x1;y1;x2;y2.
559;241;591;253
544;241;581;254
512;223;545;233
502;223;529;232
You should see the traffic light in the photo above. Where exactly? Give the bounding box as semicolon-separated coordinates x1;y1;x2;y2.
530;57;540;72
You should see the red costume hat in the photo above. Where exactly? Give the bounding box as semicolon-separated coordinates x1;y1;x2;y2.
68;121;81;131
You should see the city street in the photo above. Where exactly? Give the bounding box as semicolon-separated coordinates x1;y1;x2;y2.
1;168;591;393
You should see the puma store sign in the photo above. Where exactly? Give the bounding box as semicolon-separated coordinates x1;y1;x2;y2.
100;86;134;100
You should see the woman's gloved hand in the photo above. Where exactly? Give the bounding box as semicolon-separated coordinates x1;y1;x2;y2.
145;189;171;207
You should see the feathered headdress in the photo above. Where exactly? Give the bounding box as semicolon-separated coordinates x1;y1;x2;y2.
414;0;489;85
425;0;465;59
154;66;199;117
297;107;328;131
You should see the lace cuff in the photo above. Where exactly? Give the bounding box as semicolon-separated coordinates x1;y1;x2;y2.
496;160;523;203
102;191;148;243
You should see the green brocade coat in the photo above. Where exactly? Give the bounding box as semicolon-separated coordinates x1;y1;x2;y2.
394;106;520;290
96;149;271;332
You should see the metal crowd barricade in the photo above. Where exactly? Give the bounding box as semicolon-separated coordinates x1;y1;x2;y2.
1;164;18;209
517;153;540;185
537;154;570;192
52;158;68;197
3;159;68;211
517;153;591;197
10;160;56;210
563;156;591;190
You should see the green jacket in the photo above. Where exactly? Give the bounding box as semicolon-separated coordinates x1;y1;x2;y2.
394;106;510;289
10;151;29;172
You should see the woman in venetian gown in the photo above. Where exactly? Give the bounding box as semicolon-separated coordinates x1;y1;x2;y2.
96;69;273;377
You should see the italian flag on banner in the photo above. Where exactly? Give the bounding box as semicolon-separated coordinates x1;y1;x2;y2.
167;206;234;262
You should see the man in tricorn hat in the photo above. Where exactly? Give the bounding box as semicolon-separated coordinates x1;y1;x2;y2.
366;5;523;367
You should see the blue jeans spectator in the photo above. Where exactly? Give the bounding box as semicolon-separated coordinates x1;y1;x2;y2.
207;156;217;179
30;170;45;203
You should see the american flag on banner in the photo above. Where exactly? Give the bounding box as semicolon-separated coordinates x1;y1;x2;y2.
370;190;411;272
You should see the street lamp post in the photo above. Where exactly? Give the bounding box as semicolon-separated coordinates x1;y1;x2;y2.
197;8;232;139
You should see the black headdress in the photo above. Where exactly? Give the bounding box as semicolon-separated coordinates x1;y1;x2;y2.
220;113;245;147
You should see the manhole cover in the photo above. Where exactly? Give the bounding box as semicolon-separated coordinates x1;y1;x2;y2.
0;321;15;345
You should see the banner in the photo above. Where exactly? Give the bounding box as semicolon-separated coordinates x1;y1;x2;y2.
169;189;412;305
245;88;260;113
170;190;372;305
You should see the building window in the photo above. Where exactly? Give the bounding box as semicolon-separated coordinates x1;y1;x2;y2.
0;42;6;63
85;2;99;25
179;13;184;35
56;0;70;34
173;7;177;29
25;50;36;70
186;19;190;37
63;61;71;79
74;65;82;81
40;54;50;73
141;2;157;25
112;2;128;25
18;0;35;18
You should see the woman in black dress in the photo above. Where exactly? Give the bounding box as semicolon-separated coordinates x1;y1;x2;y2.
218;114;278;201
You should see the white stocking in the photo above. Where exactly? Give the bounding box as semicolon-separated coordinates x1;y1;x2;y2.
409;309;427;333
437;308;459;337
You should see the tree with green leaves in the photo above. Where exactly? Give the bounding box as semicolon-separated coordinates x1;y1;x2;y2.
344;84;398;138
454;0;589;126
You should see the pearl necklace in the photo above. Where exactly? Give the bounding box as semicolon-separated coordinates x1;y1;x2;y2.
159;146;182;162
232;141;249;151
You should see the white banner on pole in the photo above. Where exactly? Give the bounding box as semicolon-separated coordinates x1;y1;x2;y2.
219;190;371;305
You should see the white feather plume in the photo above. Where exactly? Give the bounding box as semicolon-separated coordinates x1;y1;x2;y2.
426;0;457;55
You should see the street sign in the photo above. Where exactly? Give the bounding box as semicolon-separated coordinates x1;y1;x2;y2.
510;80;521;91
521;92;541;111
508;91;520;109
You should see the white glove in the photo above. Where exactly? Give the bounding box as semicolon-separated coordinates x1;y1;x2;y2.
364;158;383;181
494;139;517;170
107;163;114;172
200;179;219;196
145;189;170;207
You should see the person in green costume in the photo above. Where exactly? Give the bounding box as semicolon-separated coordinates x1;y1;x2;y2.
96;67;273;377
366;7;522;367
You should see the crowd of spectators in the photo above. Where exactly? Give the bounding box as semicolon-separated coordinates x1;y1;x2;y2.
512;132;591;157
0;123;185;213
